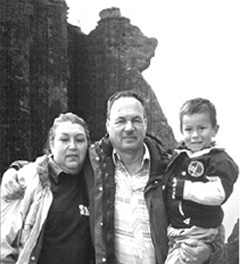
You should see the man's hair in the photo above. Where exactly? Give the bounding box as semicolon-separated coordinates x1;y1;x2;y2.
45;112;90;153
179;98;217;131
106;90;146;119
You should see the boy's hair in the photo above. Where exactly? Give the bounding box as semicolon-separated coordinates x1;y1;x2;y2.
106;90;146;119
179;98;217;131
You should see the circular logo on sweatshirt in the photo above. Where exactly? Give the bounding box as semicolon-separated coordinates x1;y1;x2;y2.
188;161;204;177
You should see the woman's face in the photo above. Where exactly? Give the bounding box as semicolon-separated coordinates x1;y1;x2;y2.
50;121;88;175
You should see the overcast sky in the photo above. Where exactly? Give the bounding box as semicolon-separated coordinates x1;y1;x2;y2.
66;0;240;238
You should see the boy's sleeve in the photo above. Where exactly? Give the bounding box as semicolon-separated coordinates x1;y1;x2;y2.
216;154;239;202
178;176;226;205
174;152;239;205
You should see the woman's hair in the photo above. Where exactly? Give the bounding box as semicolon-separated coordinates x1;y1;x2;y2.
179;98;217;132
44;112;90;154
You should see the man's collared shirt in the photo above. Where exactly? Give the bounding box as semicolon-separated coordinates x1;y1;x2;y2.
113;144;156;264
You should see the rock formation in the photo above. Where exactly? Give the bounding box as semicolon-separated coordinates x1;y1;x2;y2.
0;4;176;173
0;0;68;172
68;7;176;147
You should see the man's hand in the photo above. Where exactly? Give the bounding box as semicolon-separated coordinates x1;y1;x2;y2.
1;168;26;200
179;239;210;264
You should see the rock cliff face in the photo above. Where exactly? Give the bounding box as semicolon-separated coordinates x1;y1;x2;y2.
224;218;239;264
0;0;68;172
0;3;176;174
68;8;176;146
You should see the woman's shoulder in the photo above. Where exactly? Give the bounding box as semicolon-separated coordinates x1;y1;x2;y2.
18;155;50;188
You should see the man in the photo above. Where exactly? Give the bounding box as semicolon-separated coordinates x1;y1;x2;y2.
1;91;223;264
88;90;223;264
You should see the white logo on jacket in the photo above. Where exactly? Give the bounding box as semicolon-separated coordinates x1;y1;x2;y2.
78;205;90;216
188;161;204;177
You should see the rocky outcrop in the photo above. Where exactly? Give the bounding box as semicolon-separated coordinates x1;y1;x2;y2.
224;218;239;264
68;8;176;147
0;0;68;173
0;4;176;174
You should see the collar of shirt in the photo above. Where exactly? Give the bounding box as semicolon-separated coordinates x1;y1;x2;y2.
48;155;65;183
112;143;150;169
176;144;225;158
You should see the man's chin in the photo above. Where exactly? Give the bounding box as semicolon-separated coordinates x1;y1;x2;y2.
122;142;139;151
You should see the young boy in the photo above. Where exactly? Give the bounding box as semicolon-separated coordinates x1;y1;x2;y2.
164;98;239;264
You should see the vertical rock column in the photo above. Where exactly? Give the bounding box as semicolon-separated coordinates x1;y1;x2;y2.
67;24;88;117
0;0;32;173
29;0;68;158
0;0;68;174
76;8;176;148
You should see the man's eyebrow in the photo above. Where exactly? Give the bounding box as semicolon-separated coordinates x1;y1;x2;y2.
114;116;125;120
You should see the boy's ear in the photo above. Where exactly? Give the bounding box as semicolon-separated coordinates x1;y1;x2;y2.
213;124;220;137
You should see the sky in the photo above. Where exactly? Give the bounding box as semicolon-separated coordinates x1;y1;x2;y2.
65;0;240;239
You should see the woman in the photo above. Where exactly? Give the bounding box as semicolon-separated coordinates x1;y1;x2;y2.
1;113;94;264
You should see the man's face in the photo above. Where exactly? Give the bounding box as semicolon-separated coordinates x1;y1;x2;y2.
106;97;147;154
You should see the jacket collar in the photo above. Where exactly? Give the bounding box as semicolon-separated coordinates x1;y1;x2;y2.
112;143;150;166
99;134;171;180
48;155;64;183
35;155;51;189
176;141;225;158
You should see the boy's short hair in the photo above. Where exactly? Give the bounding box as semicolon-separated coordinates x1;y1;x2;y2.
179;98;217;131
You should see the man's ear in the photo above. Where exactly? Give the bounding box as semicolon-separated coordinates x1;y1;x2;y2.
106;119;110;134
144;117;148;132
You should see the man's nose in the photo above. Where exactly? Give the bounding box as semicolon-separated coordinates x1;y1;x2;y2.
125;120;134;131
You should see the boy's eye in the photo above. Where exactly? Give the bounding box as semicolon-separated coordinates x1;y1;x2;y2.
76;138;85;143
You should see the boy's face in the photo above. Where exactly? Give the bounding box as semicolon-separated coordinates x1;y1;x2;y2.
181;112;219;152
